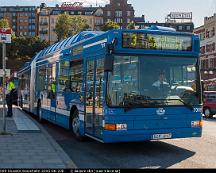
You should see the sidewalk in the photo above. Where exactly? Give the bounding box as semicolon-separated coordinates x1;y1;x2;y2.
0;106;76;168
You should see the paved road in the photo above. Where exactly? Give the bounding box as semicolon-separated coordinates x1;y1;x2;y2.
40;116;216;169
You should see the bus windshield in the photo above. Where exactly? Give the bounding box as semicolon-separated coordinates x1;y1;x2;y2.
107;55;200;108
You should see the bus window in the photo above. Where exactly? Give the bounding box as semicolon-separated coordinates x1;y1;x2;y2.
95;58;105;136
70;60;83;93
58;60;70;92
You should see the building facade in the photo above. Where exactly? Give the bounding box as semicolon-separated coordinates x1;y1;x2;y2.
0;6;38;36
135;12;194;33
194;14;216;80
38;2;104;44
103;0;134;29
137;22;194;33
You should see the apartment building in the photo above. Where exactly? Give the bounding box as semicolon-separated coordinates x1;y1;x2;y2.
0;6;37;36
194;14;216;80
38;2;104;44
103;0;134;29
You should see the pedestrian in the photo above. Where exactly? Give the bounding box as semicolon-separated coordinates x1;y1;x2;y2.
6;77;16;117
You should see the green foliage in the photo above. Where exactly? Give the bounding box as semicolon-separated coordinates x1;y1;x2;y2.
0;18;9;28
55;13;72;41
55;13;90;41
101;21;120;31
127;21;135;30
0;36;49;71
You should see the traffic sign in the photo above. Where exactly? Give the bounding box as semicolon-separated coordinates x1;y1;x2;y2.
0;69;10;77
0;28;12;43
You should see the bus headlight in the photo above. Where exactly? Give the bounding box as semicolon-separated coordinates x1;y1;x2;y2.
104;124;127;131
191;120;203;127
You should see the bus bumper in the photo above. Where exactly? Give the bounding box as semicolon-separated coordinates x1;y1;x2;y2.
102;128;202;143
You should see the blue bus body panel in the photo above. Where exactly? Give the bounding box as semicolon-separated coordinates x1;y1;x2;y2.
17;28;202;143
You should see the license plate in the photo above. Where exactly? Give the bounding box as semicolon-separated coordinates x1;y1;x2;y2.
152;133;172;140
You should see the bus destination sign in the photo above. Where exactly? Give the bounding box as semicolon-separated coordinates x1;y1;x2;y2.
122;32;192;51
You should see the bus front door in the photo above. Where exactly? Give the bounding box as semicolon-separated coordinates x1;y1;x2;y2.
85;58;104;139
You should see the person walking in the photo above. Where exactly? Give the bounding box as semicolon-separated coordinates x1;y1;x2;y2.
6;77;16;117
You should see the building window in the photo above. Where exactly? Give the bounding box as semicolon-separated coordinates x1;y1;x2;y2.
127;18;131;23
107;19;111;22
107;11;111;17
85;12;92;15
78;11;82;15
127;11;131;17
115;18;122;23
117;3;121;6
186;25;191;31
115;10;122;17
20;32;23;35
19;26;23;29
178;25;183;30
51;18;54;24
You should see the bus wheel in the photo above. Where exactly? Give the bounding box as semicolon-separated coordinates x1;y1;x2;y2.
204;108;213;118
72;109;84;141
37;100;43;122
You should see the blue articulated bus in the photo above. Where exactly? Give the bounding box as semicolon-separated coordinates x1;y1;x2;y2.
18;26;203;143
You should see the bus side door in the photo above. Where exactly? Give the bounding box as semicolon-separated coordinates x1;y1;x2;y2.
85;57;104;139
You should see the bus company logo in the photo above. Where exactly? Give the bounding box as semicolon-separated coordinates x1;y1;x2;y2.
156;108;166;116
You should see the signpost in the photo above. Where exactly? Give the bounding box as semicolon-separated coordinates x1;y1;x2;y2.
0;28;12;133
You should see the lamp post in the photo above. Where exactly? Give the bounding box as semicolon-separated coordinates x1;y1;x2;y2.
0;28;12;133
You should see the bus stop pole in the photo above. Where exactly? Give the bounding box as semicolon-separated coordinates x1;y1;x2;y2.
2;42;6;133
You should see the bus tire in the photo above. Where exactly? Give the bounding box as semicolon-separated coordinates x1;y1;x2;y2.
37;100;43;122
71;109;85;141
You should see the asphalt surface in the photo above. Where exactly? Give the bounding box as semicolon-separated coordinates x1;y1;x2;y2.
39;115;216;169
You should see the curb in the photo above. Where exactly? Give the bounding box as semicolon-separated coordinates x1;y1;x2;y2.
17;108;77;168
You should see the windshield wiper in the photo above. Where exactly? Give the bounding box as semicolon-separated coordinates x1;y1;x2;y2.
177;99;194;111
123;101;162;112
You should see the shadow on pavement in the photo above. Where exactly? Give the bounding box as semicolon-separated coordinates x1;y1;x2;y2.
40;118;195;169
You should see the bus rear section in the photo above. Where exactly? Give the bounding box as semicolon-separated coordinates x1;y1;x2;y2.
102;54;202;143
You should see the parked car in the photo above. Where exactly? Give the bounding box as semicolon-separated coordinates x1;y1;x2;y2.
203;91;216;118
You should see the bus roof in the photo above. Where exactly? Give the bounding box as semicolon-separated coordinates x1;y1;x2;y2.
18;26;198;73
35;31;104;61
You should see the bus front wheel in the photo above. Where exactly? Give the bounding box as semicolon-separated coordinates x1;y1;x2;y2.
71;109;84;141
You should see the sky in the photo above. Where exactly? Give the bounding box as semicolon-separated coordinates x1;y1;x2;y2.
0;0;216;28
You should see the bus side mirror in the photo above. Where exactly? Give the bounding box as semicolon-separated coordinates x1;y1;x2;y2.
104;54;114;72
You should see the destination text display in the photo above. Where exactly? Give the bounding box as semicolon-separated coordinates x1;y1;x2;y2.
122;32;192;51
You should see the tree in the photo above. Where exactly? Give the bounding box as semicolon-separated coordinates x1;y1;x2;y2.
101;21;120;31
55;13;90;41
0;36;49;71
127;21;135;29
55;13;72;41
0;18;9;28
71;16;90;35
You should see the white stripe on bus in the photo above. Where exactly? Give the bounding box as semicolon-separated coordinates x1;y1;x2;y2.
83;39;107;49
